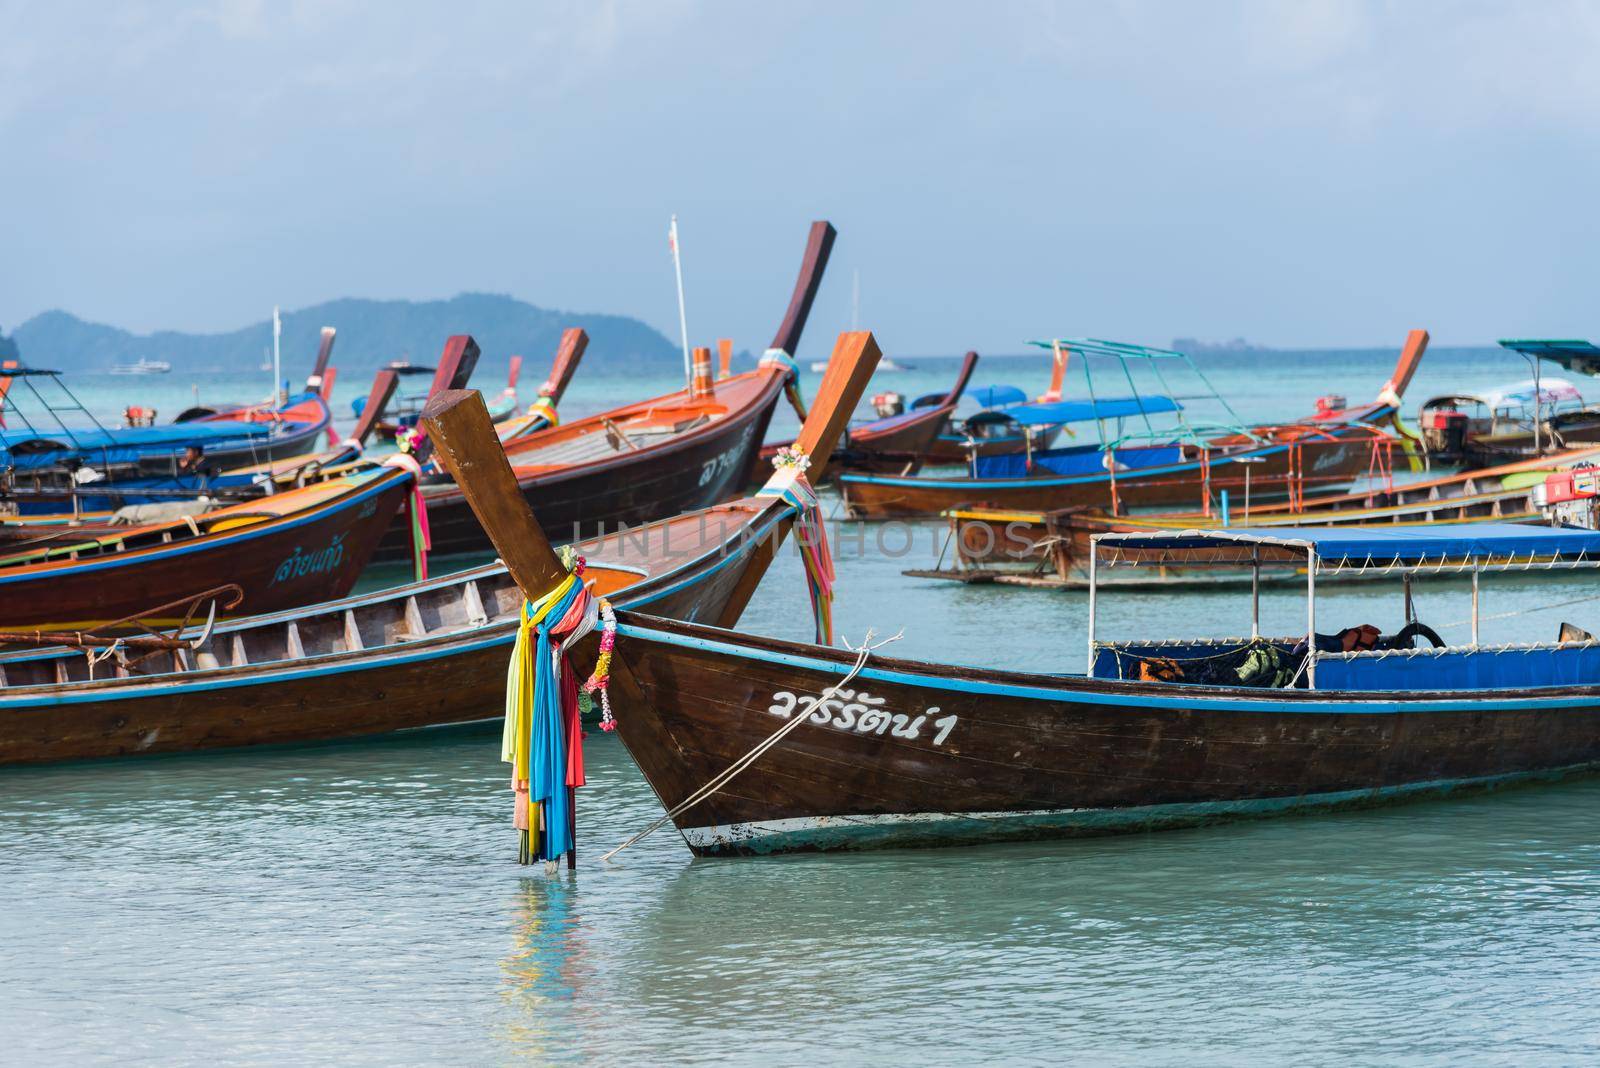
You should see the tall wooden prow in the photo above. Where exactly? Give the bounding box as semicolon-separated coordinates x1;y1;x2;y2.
422;330;883;614
542;328;588;404
306;327;337;392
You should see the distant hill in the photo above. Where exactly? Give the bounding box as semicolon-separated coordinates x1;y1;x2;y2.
0;326;18;364
11;294;679;376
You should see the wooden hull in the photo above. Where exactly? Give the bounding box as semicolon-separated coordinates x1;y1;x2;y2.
7;396;334;513
0;501;795;764
0;469;411;630
841;426;1384;519
372;371;785;561
605;616;1600;856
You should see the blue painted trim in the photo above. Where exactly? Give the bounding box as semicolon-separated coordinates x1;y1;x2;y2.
616;625;1600;714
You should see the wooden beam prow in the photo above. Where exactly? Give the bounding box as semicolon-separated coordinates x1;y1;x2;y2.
421;388;568;600
545;328;589;403
1380;329;1429;406
350;370;400;446
307;327;337;389
945;350;980;406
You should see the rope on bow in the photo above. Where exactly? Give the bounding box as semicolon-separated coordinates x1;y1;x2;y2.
502;548;617;870
383;430;431;582
601;628;902;863
757;446;835;644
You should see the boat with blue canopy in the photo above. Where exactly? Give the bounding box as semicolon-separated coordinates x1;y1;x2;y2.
1413;337;1600;467
1;341;337;512
588;521;1600;856
841;331;1427;519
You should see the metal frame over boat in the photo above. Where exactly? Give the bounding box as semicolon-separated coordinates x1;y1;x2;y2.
840;331;1429;519
0;330;883;764
595;522;1600;857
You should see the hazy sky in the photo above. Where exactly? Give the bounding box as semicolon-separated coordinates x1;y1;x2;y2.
4;1;1599;356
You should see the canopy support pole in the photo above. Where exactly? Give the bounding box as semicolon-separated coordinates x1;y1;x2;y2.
1471;568;1480;648
1086;538;1098;677
1305;552;1317;690
1251;548;1260;639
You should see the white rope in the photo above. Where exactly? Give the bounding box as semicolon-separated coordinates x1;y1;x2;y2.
601;628;904;863
1436;589;1600;631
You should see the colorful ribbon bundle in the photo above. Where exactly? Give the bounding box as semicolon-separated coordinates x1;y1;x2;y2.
526;385;560;430
503;551;617;867
757;446;835;645
382;432;431;582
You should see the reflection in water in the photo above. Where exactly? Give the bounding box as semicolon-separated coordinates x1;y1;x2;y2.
499;875;581;1060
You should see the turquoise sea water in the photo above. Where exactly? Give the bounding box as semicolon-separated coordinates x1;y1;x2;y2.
5;347;1600;1065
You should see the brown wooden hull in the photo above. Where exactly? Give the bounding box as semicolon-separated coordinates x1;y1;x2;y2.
605;616;1600;856
0;503;791;764
0;469;412;631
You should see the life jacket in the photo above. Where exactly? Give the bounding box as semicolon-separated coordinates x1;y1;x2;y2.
1138;656;1184;683
1236;645;1296;688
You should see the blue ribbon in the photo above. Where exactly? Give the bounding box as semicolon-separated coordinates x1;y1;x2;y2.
525;582;583;861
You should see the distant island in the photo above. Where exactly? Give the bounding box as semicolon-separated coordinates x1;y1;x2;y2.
1171;337;1270;355
0;326;18;364
8;293;681;375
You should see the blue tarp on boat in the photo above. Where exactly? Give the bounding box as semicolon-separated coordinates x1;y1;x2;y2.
1100;523;1600;566
0;419;279;471
964;385;1029;408
1315;645;1600;691
975;442;1185;479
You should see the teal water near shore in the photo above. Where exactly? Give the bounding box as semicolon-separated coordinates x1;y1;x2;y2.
5;347;1600;1064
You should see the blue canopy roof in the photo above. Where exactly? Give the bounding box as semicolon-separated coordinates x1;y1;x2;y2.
969;395;1183;427
964;385;1029;409
1499;338;1600;377
1097;523;1600;570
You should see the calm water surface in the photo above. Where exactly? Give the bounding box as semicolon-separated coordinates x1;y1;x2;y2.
5;350;1600;1064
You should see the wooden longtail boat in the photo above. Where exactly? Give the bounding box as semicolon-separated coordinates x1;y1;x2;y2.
755;350;980;480
4;331;344;514
370;221;838;560
1413;340;1600;468
912;448;1600;589
3;333;339;505
0;331;881;764
597;523;1600;856
0;463;415;632
26;332;505;522
839;331;1429;520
